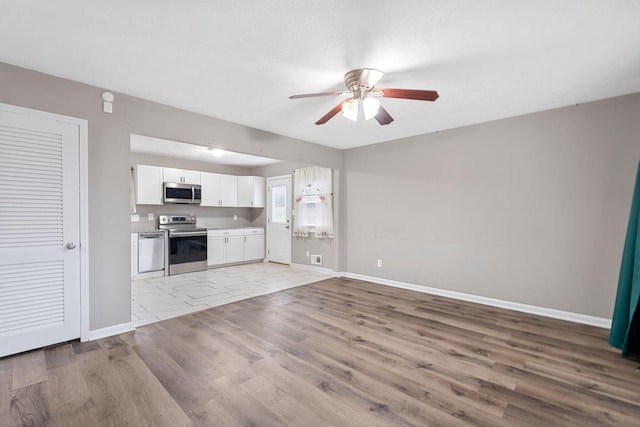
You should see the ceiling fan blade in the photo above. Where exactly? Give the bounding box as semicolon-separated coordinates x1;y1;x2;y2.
315;102;344;125
375;106;394;125
289;91;346;99
379;88;439;101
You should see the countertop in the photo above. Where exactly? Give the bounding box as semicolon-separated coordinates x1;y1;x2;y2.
131;225;264;233
205;226;264;230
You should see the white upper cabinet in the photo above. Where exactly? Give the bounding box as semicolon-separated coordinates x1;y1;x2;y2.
135;164;264;207
220;174;239;206
135;164;163;205
238;176;266;208
163;167;201;185
201;172;238;207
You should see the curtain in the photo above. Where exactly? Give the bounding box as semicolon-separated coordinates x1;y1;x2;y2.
609;160;640;356
293;166;333;238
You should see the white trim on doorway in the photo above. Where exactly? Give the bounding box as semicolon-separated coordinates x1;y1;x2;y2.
266;174;292;265
87;321;135;341
0;102;90;342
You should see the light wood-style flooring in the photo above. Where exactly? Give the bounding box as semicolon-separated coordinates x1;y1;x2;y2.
3;277;640;426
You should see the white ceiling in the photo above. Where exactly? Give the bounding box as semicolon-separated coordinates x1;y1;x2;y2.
131;134;281;167
1;1;639;150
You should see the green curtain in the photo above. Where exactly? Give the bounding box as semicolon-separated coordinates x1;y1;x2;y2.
609;160;640;356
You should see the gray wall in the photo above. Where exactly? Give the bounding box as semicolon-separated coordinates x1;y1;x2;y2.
344;93;640;318
0;62;342;332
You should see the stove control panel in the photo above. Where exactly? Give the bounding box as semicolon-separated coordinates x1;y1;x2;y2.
158;214;197;226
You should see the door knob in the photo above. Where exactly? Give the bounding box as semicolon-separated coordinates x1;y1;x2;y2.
285;226;290;229
66;243;77;249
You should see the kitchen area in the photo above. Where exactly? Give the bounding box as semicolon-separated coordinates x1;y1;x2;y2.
129;134;332;325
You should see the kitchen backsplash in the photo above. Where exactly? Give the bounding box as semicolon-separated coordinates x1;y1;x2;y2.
131;204;264;232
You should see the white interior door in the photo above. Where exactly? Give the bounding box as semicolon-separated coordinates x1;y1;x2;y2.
0;105;82;358
267;175;291;264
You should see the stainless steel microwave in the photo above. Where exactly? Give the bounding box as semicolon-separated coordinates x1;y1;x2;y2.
163;182;202;204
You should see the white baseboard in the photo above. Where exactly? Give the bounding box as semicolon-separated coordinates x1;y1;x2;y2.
343;272;611;329
86;321;136;341
291;263;339;276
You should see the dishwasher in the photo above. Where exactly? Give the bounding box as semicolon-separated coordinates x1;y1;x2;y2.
138;231;165;273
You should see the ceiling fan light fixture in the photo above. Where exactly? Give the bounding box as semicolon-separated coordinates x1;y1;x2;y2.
290;67;439;125
341;98;358;121
362;97;380;120
209;148;225;157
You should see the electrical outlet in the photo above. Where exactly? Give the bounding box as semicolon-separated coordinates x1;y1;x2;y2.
233;215;237;220
306;251;310;257
377;259;383;268
148;213;154;220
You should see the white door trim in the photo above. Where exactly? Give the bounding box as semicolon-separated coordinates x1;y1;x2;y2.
0;102;90;342
266;174;292;264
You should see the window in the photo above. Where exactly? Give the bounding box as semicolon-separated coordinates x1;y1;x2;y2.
271;184;287;224
293;166;333;238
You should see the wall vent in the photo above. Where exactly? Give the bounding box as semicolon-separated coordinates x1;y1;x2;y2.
311;254;323;265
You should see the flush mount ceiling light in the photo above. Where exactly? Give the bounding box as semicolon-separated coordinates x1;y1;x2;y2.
209;148;225;157
290;68;439;125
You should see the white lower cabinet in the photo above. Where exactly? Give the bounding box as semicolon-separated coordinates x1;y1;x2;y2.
207;229;244;267
227;235;244;264
208;227;265;267
243;228;265;261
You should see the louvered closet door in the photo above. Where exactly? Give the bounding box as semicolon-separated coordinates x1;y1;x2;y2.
0;106;81;358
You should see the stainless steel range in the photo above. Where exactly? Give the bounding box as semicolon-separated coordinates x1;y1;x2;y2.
159;214;207;275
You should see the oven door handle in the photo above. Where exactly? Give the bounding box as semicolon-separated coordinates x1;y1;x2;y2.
169;230;208;237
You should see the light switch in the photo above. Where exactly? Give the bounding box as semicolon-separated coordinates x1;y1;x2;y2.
131;214;139;222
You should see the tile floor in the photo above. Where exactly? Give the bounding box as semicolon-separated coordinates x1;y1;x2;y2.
131;262;334;326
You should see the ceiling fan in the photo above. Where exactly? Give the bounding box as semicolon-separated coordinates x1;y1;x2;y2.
289;68;439;126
